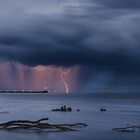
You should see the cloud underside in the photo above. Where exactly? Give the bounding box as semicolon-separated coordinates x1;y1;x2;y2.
0;0;140;73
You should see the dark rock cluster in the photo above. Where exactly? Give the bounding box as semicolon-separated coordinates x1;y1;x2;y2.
100;108;107;112
52;105;72;112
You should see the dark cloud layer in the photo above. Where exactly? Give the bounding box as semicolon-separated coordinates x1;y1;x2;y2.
0;0;140;73
96;0;140;9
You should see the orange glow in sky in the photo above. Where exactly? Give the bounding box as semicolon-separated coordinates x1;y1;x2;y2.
0;60;79;93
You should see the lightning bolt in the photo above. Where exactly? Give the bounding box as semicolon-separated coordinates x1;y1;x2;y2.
60;68;71;94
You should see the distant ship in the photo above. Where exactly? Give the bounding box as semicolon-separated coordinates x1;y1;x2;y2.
0;87;49;93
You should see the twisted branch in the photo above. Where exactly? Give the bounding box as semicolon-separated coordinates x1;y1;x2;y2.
0;118;87;131
112;125;140;132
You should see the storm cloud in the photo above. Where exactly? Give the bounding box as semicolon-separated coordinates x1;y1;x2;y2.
95;0;140;9
0;0;140;72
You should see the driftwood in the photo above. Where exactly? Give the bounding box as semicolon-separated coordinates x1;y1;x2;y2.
112;125;140;132
0;117;87;131
0;111;9;115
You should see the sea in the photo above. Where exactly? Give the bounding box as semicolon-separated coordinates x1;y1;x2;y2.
0;92;140;140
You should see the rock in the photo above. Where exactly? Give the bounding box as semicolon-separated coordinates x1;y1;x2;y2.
100;108;107;112
77;109;80;112
51;106;75;112
67;107;72;112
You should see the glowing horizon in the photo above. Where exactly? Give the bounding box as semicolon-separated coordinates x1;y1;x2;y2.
0;60;80;93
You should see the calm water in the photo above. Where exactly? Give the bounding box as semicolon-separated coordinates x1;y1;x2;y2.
0;93;140;140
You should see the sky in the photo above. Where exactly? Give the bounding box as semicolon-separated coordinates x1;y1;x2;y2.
0;0;140;93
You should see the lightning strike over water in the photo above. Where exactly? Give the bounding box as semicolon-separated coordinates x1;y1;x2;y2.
60;68;71;94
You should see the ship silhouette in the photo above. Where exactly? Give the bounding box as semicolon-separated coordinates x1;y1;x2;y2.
0;87;49;93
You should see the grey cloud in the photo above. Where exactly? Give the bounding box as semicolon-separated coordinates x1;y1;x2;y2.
95;0;140;9
0;0;140;73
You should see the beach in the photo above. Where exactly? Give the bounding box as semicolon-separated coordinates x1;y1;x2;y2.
0;93;139;140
